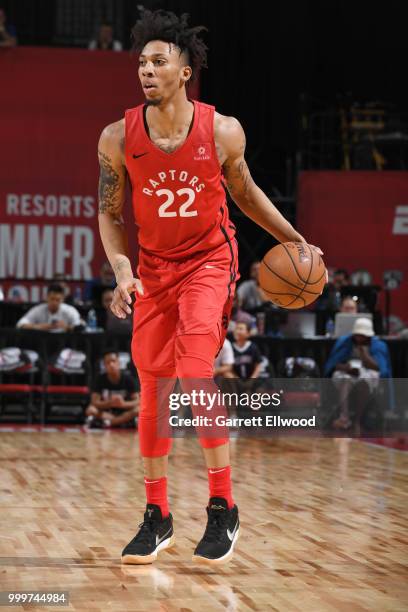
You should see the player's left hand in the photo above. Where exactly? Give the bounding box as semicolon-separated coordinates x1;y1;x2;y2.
298;237;328;283
297;235;324;256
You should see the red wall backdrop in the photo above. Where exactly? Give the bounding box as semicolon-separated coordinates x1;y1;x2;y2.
298;171;408;321
0;47;199;301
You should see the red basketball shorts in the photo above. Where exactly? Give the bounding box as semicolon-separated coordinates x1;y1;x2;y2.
132;238;239;374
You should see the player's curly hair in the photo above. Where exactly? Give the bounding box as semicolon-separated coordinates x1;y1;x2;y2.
131;7;208;84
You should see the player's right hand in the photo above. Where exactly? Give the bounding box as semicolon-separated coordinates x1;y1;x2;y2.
111;278;144;319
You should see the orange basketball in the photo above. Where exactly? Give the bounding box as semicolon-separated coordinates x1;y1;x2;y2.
258;242;326;309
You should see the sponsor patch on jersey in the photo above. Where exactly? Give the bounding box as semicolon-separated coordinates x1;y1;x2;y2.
193;142;211;161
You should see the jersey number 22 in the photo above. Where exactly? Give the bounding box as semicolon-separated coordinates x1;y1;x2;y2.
156;188;198;217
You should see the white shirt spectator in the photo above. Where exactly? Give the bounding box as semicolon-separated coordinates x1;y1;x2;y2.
214;338;234;370
16;303;81;331
237;279;264;310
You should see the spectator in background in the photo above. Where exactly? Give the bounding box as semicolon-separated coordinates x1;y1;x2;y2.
88;22;122;51
16;283;81;332
214;337;234;379
52;273;75;305
232;322;263;380
333;268;350;291
84;261;116;305
228;293;257;335
236;261;266;311
340;296;358;314
99;287;132;333
315;268;351;312
0;8;17;47
230;322;264;419
85;349;139;428
324;317;392;431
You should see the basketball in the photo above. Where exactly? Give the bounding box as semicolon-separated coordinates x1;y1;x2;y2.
259;242;327;309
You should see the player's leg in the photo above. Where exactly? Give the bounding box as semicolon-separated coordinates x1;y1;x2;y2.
175;242;240;564
121;293;177;564
175;331;239;565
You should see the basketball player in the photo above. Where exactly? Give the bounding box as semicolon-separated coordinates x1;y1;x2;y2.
97;8;323;566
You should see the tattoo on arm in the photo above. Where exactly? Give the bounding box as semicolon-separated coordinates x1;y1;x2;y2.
224;151;252;199
98;150;122;214
112;259;131;276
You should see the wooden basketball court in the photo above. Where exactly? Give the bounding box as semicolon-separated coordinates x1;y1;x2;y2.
1;431;407;611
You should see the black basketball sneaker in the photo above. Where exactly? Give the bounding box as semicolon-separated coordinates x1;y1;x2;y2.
192;497;240;565
121;504;175;564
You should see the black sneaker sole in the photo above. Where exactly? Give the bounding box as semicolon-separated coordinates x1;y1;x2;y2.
121;533;176;565
192;528;240;566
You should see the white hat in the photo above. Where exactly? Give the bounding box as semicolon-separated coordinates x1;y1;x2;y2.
352;317;374;337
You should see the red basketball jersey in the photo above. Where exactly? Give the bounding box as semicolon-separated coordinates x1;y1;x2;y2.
124;99;236;260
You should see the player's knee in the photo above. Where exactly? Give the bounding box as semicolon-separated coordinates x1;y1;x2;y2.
175;333;218;378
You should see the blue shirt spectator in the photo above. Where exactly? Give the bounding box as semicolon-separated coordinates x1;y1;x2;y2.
324;320;392;378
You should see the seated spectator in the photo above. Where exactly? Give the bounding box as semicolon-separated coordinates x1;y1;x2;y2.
232;322;263;380
333;268;350;291
228;294;257;334
84;261;116;305
98;287;132;333
0;8;17;47
52;273;75;305
324;317;392;431
314;268;351;311
88;22;123;51
85;349;139;428
16;283;81;332
214;337;234;379
339;295;358;314
236;261;266;311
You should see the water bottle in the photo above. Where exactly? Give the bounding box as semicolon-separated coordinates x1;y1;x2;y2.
325;317;334;337
87;308;97;332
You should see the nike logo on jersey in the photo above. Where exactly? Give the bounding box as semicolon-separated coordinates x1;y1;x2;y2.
156;526;172;546
133;152;148;159
227;521;239;542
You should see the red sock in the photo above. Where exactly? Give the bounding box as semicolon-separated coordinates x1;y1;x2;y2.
208;465;234;509
144;476;169;518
